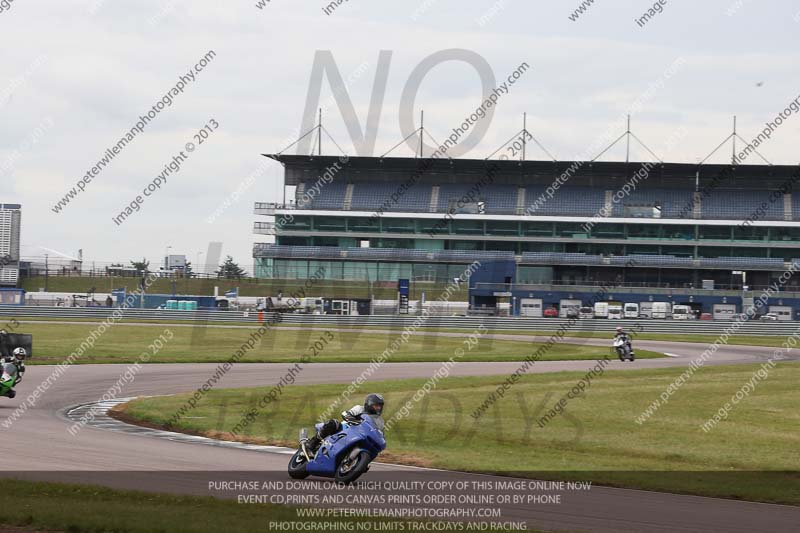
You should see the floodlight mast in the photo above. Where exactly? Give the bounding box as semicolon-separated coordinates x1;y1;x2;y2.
522;112;527;161
318;108;322;156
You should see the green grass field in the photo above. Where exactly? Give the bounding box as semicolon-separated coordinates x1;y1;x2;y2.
0;478;420;533
5;321;663;364
120;363;800;504
5;313;795;350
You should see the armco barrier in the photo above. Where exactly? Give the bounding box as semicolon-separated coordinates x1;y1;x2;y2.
0;306;798;336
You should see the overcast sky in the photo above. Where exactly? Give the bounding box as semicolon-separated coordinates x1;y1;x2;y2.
2;0;799;271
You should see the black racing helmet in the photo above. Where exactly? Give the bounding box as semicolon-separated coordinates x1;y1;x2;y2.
364;393;385;416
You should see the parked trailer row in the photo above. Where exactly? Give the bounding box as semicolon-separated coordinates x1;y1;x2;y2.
519;298;793;320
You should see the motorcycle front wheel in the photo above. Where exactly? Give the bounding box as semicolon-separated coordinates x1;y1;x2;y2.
334;451;371;484
288;449;310;479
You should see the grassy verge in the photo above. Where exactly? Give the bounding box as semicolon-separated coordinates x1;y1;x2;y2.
0;478;416;532
0;321;662;364
484;328;800;347
119;363;800;504
4;315;795;348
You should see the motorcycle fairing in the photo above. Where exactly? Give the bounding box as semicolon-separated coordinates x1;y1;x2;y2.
305;415;386;477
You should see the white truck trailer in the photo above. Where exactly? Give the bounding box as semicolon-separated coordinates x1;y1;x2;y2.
672;304;692;320
712;304;737;320
594;302;609;318
768;305;793;321
652;302;671;319
623;302;639;318
559;299;583;318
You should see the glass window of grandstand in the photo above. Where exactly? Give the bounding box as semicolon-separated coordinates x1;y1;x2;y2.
625;224;659;240
661;225;695;240
698;225;733;241
697;246;731;258
730;247;769;258
771;226;800;242
560;268;590;285
446;263;471;280
486;221;519;236
376;263;413;281
276;236;310;246
315;216;346;232
382;218;416;233
564;243;591;253
523;222;554;237
309;260;345;279
272;260;310;279
555;222;588;238
281;216;311;230
492;241;519;252
732;225;767;241
348;217;379;233
452;220;484;235
770;249;795;262
412;263;450;282
449;240;482;250
591;223;624;239
312;236;340;247
592;243;624;256
340;261;378;282
522;242;562;253
625;269;658;288
662;245;694;258
416;219;441;235
374;238;414;249
517;266;553;284
255;258;273;278
626;245;661;256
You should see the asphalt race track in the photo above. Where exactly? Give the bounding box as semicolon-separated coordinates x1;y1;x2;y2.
1;338;798;532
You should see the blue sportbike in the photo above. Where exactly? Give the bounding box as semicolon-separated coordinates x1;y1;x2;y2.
288;414;386;484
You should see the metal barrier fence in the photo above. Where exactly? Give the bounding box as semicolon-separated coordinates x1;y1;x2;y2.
1;306;798;336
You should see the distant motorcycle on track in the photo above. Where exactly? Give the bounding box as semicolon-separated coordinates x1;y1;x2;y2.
288;413;386;484
613;336;635;362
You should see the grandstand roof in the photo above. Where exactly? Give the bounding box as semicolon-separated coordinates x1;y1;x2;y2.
265;154;800;188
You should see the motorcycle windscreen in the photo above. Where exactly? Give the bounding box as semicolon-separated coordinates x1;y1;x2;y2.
366;414;384;432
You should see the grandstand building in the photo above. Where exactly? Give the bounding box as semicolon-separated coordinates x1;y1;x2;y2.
0;204;21;287
254;155;800;316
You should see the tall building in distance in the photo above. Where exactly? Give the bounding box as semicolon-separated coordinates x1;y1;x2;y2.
0;204;22;286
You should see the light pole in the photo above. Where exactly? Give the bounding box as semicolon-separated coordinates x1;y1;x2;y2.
44;254;49;292
196;251;204;277
164;245;172;270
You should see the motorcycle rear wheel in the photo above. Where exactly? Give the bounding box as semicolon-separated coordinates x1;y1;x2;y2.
334;451;371;484
288;449;310;479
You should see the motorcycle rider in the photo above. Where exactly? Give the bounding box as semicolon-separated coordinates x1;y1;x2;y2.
613;326;635;355
1;347;26;398
303;393;385;458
